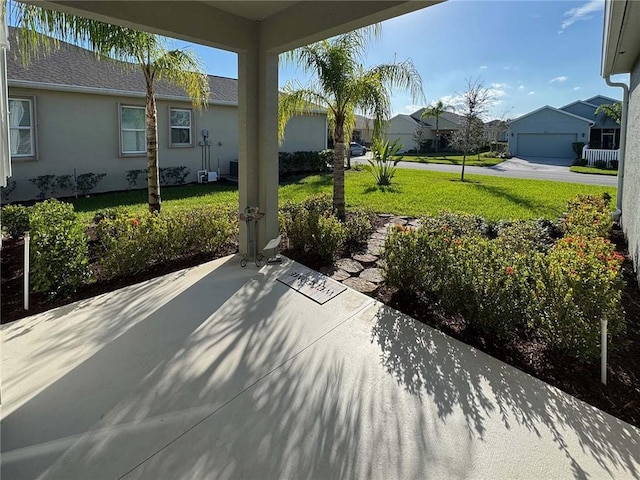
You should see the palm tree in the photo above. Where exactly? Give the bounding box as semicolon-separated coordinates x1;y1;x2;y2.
420;100;454;153
278;27;424;220
595;102;622;125
8;1;209;212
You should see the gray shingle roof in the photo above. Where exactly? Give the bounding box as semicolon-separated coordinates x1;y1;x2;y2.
6;28;237;104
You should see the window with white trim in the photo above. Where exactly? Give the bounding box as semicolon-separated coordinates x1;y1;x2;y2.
9;97;36;158
120;105;146;155
170;108;193;147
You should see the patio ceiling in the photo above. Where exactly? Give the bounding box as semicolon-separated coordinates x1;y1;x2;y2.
36;1;442;53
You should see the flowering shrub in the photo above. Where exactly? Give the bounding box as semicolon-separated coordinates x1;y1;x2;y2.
96;207;237;277
382;198;626;356
529;236;625;360
563;193;612;238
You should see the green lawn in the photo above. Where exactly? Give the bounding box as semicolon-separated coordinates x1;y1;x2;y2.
391;154;504;167
570;166;619;176
70;170;616;224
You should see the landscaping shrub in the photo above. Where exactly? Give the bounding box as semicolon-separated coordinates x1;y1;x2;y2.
563;193;612;238
572;142;585;158
610;159;619;170
344;210;372;248
29;199;91;296
420;211;489;239
363;138;403;186
280;193;346;261
529;236;625;361
95;206;237;278
495;219;562;253
572;158;588;167
278;150;333;176
1;204;30;239
76;173;106;196
594;159;608;169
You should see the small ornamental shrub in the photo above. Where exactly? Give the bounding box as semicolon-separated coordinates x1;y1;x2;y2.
563;193;612;238
29;199;91;296
280;193;346;261
76;173;106;196
420;211;489;239
1;180;17;202
594;159;608;169
1;204;30;239
529;236;625;361
610;159;619;170
29;175;56;200
572;158;587;167
495;219;562;253
344;210;372;248
92;206;130;224
279;150;333;176
572;142;585;158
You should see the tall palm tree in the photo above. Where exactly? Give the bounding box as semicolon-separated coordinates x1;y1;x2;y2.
7;1;209;212
278;27;424;220
420;100;454;153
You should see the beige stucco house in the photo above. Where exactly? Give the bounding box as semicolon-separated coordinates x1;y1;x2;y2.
5;31;327;202
601;0;640;285
385;108;464;152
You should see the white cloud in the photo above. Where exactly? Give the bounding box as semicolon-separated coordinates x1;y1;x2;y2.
402;104;424;114
518;85;525;91
549;76;568;83
559;0;604;33
491;82;509;90
528;91;535;95
573;86;582;91
480;65;488;69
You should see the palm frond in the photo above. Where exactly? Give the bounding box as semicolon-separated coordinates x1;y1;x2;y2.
154;49;210;108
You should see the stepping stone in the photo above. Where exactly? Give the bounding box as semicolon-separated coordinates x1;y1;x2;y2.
371;232;387;241
408;219;421;228
366;245;383;256
343;277;378;294
360;268;384;284
352;252;378;264
330;269;352;281
368;238;385;248
335;258;364;274
379;213;394;218
376;259;387;269
376;227;389;235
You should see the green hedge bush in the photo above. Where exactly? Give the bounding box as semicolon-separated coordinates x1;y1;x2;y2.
29;199;91;296
1;204;30;239
95;207;237;278
381;198;625;360
278;150;333;176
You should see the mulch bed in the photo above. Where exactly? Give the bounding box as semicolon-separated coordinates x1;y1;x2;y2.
1;218;638;429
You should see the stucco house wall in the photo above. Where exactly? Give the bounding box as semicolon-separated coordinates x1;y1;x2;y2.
623;56;640;283
384;114;434;152
281;114;327;153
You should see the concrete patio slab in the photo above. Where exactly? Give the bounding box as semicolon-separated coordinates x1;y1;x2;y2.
2;254;639;479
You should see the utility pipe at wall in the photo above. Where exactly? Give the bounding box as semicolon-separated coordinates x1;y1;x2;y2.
604;76;629;220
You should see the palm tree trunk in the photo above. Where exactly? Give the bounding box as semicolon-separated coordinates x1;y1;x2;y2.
333;123;346;221
146;85;161;213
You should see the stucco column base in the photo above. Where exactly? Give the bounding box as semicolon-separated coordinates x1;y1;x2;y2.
237;45;279;256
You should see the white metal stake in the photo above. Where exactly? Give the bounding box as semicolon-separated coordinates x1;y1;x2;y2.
601;318;608;385
23;231;30;311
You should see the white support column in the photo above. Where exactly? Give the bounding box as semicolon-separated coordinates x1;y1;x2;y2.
237;38;279;255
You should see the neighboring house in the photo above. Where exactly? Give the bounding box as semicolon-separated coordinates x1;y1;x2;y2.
384;108;463;152
484;119;508;144
352;114;373;146
507;95;621;159
601;0;640;286
5;31;327;202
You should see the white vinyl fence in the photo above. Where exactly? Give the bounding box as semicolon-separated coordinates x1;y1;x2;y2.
581;146;619;168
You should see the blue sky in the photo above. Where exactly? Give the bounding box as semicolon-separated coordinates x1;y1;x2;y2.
173;0;624;120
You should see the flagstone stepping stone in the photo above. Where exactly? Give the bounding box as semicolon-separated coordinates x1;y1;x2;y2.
352;253;378;264
371;232;387;240
360;268;384;284
366;244;383;256
330;269;352;281
376;259;387;269
408;219;421;228
335;258;364;274
343;277;378;294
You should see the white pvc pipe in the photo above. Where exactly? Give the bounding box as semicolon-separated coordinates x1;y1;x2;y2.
601;318;608;385
23;231;30;311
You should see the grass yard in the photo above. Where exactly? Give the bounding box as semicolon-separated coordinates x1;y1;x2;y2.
570;166;619;176
390;154;504;167
69;169;616;224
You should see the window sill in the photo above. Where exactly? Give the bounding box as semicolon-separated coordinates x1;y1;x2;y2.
169;144;194;149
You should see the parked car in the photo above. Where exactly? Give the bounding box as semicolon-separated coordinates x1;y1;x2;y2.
350;142;367;156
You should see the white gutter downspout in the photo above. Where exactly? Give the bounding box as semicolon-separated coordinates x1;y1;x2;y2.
0;9;10;188
605;76;629;220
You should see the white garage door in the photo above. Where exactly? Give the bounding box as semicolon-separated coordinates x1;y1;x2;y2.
516;133;577;158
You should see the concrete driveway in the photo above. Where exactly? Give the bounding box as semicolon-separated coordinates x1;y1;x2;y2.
2;255;639;479
353;154;617;186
